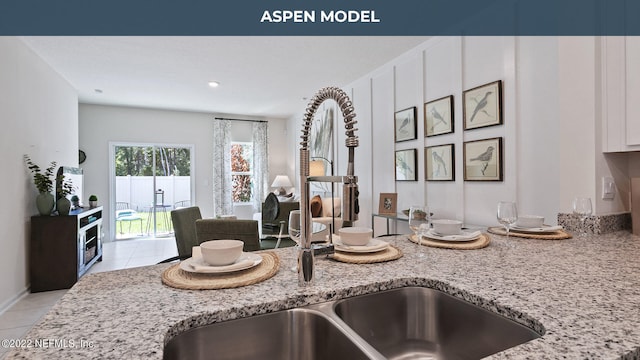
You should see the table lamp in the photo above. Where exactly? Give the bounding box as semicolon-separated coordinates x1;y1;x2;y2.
271;175;292;196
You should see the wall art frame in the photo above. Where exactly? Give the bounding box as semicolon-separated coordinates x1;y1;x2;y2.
463;137;503;181
425;95;454;137
394;106;417;142
395;148;418;181
425;143;455;181
463;80;503;130
378;193;398;215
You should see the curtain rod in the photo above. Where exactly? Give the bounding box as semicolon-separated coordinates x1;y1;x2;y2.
214;117;267;123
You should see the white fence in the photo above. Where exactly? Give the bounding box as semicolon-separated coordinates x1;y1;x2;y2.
116;176;191;211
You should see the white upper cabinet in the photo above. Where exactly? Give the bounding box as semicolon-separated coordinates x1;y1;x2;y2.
601;37;640;152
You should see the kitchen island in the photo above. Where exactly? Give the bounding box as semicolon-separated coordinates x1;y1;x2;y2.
6;231;640;359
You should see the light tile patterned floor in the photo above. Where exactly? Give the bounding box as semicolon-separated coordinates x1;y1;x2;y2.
0;237;177;359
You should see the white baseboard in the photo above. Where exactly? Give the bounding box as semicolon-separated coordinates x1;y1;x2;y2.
0;287;29;316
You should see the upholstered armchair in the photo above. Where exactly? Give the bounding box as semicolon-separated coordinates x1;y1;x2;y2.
310;195;343;235
195;219;261;252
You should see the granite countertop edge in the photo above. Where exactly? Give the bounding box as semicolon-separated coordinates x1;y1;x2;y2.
7;231;640;359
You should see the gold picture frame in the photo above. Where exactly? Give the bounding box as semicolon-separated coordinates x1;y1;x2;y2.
378;193;398;214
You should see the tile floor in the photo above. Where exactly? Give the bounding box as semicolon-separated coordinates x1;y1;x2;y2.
0;237;177;359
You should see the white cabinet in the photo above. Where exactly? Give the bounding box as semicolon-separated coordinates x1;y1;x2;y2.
601;37;640;152
625;37;640;147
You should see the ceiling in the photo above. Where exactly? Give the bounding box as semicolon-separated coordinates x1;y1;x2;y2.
21;36;429;119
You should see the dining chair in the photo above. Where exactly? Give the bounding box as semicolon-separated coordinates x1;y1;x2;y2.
158;206;202;263
195;219;261;252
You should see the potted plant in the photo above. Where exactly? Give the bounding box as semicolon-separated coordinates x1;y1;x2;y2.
88;195;98;208
55;173;74;215
24;155;57;216
70;195;80;210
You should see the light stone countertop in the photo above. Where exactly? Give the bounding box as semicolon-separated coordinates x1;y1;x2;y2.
6;231;640;359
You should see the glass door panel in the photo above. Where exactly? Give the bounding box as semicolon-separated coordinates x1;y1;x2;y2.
113;144;192;239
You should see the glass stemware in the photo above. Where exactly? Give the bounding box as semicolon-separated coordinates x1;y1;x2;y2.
288;210;301;272
497;201;518;241
572;197;592;237
409;205;429;258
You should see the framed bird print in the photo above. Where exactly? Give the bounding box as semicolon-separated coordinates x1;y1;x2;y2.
425;144;454;181
425;95;454;137
463;137;503;181
394;107;417;142
463;80;503;130
395;148;417;181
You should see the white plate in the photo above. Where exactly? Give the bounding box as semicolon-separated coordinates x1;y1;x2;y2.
332;236;389;253
422;229;482;242
179;252;262;274
510;225;563;234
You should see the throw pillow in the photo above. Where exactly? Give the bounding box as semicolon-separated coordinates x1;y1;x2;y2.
310;195;323;217
321;197;342;217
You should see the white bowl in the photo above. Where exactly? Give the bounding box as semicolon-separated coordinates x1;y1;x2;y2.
516;215;544;228
338;227;373;246
432;219;463;235
199;240;244;266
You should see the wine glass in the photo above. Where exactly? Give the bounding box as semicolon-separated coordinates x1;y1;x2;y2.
288;210;301;272
497;201;518;241
409;205;429;258
572;197;592;237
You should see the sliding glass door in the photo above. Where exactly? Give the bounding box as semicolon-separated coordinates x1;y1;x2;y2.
111;143;193;240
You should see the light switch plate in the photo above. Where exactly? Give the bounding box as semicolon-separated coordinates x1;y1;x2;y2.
602;176;615;200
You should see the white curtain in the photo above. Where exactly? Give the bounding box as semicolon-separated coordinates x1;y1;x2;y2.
213;119;233;216
252;121;269;213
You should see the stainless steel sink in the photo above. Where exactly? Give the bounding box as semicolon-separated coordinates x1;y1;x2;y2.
164;287;542;360
333;287;541;359
163;308;373;360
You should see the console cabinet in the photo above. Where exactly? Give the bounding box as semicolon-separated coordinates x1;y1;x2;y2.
30;206;103;292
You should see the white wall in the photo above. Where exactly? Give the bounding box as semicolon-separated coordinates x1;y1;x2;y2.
79;104;290;239
289;36;632;233
344;36;564;227
0;38;78;311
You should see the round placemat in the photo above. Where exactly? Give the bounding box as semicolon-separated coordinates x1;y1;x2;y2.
409;233;490;250
161;252;279;290
331;245;403;264
487;226;573;240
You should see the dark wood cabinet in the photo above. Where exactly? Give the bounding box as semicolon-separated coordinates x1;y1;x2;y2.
30;206;103;292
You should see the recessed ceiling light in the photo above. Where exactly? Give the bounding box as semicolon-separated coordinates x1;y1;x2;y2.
208;81;220;88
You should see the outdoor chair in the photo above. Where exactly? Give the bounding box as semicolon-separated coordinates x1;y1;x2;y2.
115;202;143;236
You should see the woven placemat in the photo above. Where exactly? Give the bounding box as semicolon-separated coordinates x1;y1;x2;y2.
487;226;573;240
331;245;403;264
161;251;279;290
408;233;490;250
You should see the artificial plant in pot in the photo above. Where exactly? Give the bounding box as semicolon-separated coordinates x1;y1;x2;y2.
55;173;74;216
70;195;80;210
89;195;98;208
24;155;57;216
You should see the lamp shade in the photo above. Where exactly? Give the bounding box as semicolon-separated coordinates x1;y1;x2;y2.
309;160;326;177
271;175;292;188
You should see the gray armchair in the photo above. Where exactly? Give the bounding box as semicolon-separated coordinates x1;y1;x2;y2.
195;219;261;252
